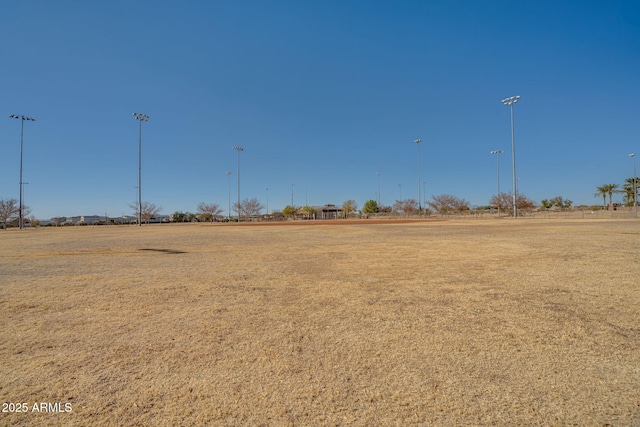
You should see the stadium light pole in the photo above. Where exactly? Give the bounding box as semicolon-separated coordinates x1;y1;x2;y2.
491;150;505;218
291;183;295;207
133;113;149;226
630;153;637;217
9;114;36;230
22;182;29;227
414;139;422;216
376;171;382;206
423;181;427;209
266;187;269;215
501;96;520;218
233;146;243;222
226;171;232;221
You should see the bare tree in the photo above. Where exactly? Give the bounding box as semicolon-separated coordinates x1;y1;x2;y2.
0;198;19;229
489;192;536;216
233;197;264;219
428;194;470;215
197;202;223;222
393;199;418;217
142;202;162;223
129;201;162;224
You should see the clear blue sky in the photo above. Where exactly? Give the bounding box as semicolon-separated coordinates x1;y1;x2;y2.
1;0;638;219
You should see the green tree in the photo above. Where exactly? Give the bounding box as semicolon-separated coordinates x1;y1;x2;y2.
555;196;572;209
171;211;185;222
542;196;572;210
594;185;608;209
622;177;640;206
282;205;297;218
342;200;358;218
171;211;198;222
363;199;378;214
598;184;620;210
301;205;316;219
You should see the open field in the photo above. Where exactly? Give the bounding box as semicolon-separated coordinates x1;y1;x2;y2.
1;219;639;426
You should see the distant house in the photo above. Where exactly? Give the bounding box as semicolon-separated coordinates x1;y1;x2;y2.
148;215;171;223
113;216;137;225
319;204;342;219
305;204;342;220
75;215;106;225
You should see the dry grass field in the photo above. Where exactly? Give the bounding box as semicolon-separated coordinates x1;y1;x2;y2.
1;219;639;426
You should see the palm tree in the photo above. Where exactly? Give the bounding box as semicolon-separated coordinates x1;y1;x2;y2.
622;177;640;207
602;184;620;210
594;185;608;209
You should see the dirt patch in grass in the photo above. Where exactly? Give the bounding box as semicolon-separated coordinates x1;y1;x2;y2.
1;219;639;425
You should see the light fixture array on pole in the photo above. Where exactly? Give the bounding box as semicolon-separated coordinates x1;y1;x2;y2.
490;150;505;218
9;114;36;230
233;146;243;222
501;96;520;218
133;112;149;226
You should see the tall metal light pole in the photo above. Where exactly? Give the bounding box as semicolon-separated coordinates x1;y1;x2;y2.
422;181;427;208
630;153;637;217
9;114;35;230
233;146;243;222
398;183;402;201
291;183;295;207
266;187;270;215
501;96;520;218
376;171;382;206
414;139;422;216
133;113;149;226
491;150;505;218
226;171;232;221
22;182;29;226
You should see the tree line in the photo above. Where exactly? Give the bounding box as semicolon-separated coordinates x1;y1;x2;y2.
594;178;639;209
3;180;638;228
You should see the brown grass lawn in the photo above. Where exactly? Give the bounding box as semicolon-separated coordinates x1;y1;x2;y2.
1;219;639;426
